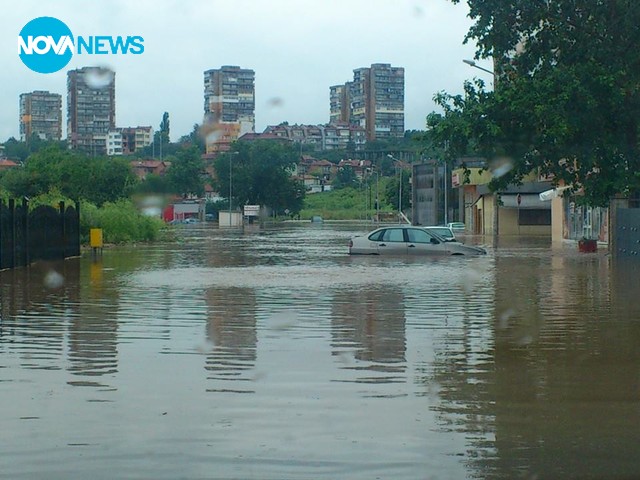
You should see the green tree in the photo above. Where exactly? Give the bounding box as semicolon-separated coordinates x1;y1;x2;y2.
384;170;411;212
332;165;357;189
178;123;206;153
215;140;304;214
165;145;205;197
435;0;640;206
0;145;137;205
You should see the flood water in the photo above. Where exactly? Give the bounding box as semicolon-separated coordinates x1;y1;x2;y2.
1;222;639;479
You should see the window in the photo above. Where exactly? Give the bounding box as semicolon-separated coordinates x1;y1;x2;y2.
382;229;405;242
406;228;434;244
368;230;385;242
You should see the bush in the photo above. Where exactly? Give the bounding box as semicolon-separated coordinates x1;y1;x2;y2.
80;199;165;244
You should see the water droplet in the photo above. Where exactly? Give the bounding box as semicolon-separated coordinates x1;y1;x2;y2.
84;67;115;89
44;270;64;289
498;308;515;329
489;156;514;178
267;97;284;108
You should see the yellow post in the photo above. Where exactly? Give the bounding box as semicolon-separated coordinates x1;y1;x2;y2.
90;228;103;248
90;228;103;258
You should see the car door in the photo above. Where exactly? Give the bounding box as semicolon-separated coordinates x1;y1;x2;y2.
375;228;408;255
405;227;448;255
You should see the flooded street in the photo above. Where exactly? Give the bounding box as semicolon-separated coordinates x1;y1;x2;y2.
1;223;639;479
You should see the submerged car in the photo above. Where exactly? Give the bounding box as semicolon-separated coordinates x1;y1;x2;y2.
423;226;457;242
446;222;466;232
349;226;486;255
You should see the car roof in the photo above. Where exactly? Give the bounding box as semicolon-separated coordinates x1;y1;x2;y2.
367;225;448;241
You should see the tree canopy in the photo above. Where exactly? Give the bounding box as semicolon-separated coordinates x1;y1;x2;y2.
214;141;305;215
165;145;205;198
0;145;137;205
430;0;640;206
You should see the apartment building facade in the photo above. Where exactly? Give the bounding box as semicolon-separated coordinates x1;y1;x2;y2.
331;63;405;141
67;66;116;156
107;126;153;156
263;122;366;151
203;66;255;153
19;90;62;142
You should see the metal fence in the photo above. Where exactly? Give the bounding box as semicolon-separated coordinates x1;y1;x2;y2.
615;208;640;257
0;199;80;270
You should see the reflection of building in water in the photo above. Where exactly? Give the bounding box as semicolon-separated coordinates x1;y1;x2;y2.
68;258;119;382
205;287;257;394
0;261;80;370
431;254;640;479
331;287;406;383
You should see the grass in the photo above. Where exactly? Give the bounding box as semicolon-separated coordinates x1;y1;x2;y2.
299;182;392;220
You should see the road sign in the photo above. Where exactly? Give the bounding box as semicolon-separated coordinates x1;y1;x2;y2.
244;205;260;216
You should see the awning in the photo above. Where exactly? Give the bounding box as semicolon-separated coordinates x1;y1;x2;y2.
539;185;571;201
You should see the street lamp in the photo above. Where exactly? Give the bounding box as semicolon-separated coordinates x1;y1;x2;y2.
462;59;495;76
387;154;403;223
227;151;239;226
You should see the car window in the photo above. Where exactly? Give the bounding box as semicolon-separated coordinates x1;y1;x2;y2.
428;227;452;238
382;228;405;242
368;230;385;242
406;228;434;244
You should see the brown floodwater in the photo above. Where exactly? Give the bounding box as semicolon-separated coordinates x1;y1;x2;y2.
1;222;639;479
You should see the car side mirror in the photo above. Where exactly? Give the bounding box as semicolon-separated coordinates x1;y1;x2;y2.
430;238;440;245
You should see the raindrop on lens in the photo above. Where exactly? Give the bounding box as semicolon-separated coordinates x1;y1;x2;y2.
267;97;284;108
490;157;514;178
44;270;64;289
85;67;115;89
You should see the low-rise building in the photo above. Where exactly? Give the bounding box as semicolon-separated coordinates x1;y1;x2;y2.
130;159;170;180
263;122;365;151
107;126;153;156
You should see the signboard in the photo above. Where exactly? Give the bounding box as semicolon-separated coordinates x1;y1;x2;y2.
451;172;460;187
243;205;260;216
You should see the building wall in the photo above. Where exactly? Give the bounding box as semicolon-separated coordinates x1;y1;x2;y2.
411;162;441;226
203;66;255;152
479;192;551;236
551;195;564;243
333;64;404;141
19;90;62;141
67;67;116;155
499;208;552;236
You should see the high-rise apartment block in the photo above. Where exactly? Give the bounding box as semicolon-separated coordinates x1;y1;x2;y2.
330;63;404;141
19;90;62;142
67;66;116;155
203;66;255;153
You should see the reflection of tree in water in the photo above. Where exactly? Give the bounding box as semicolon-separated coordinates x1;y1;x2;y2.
429;254;640;479
204;287;257;394
0;261;80;372
331;287;406;386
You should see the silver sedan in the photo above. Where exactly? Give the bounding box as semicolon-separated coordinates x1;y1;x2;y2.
349;226;486;255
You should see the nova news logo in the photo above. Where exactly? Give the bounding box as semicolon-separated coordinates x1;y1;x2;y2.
18;16;144;74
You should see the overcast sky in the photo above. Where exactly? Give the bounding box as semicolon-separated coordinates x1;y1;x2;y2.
2;0;486;142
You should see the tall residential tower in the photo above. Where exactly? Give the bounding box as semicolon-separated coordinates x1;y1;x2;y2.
67;66;116;155
19;91;62;142
203;66;255;153
331;63;404;141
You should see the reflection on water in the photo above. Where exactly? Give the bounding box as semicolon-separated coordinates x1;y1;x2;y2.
1;223;639;479
205;287;257;394
332;287;407;389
